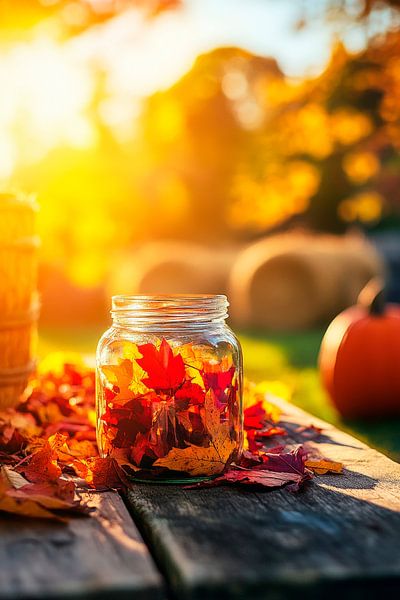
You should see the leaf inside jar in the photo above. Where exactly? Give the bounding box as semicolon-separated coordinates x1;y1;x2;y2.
98;339;240;478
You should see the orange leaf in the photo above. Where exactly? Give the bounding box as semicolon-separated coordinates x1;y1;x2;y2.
0;467;89;520
304;459;343;474
73;457;129;490
101;358;147;402
154;390;235;476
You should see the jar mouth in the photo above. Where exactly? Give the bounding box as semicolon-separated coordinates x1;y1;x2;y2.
111;294;229;325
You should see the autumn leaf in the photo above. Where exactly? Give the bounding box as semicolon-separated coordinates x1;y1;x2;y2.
73;457;129;490
0;467;58;520
0;357;344;500
178;342;205;387
259;446;310;475
244;401;268;430
174;381;205;409
202;366;236;404
17;435;65;484
187;467;306;490
305;459;343;474
136;338;186;393
0;412;39;453
101;396;153;448
189;446;312;491
154;390;235;476
8;482;84;512
153;443;234;477
101;359;146;402
243;383;281;421
246;426;286;452
56;438;98;464
0;467;90;520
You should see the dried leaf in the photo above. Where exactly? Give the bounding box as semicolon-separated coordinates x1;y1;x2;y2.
17;439;63;484
154;390;236;476
154;442;235;477
305;459;343;474
188;467;305;490
0;466;89;520
73;457;129;490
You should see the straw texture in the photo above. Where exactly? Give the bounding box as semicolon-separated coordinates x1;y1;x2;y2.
0;193;39;408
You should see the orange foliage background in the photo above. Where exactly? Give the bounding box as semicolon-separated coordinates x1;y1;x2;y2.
0;0;399;323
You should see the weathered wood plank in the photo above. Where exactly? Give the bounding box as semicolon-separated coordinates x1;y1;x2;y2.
126;399;400;600
0;490;165;600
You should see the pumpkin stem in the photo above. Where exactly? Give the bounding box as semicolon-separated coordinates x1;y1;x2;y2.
358;277;386;316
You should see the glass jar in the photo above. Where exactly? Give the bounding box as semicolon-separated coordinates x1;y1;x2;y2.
96;295;243;483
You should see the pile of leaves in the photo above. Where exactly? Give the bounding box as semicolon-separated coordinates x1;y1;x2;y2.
0;355;342;520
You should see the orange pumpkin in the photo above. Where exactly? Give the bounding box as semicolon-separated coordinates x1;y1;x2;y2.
319;279;400;418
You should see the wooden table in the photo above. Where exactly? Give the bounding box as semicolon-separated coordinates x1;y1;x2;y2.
1;399;399;600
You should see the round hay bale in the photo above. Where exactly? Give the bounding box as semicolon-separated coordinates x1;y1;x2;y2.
107;241;237;298
229;233;384;332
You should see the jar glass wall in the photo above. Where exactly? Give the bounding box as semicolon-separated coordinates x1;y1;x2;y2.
96;295;243;483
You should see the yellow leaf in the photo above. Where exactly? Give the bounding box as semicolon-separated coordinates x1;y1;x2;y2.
101;357;147;402
154;442;235;477
304;459;343;475
178;342;204;387
154;389;235;476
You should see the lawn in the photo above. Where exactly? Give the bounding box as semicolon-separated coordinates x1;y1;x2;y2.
38;326;400;462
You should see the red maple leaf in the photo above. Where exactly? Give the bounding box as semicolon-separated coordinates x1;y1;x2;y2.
102;396;153;448
136;338;186;393
202;366;235;405
175;381;205;409
244;400;268;430
246;426;287;452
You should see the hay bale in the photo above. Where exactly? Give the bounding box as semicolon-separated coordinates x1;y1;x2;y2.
229;233;383;332
0;193;39;408
108;241;236;298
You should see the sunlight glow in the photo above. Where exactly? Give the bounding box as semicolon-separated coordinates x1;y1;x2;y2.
0;36;95;178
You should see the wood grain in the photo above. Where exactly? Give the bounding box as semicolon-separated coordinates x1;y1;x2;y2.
126;399;400;600
0;490;164;600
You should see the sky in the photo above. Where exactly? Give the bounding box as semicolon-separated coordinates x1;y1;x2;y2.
74;0;389;99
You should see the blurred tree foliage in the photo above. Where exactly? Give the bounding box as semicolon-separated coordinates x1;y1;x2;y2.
131;35;400;239
0;0;181;36
2;0;400;286
15;30;400;287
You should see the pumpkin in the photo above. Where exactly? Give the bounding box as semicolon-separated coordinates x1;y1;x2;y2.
319;278;400;418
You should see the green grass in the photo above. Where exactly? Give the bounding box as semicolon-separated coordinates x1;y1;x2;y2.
38;326;400;462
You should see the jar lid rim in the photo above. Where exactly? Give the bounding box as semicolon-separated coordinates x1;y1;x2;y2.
111;294;229;323
112;293;227;304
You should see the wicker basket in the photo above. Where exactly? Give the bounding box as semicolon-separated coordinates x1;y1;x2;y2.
0;193;39;409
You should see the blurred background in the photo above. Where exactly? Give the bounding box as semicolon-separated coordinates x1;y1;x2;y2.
1;0;400;456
